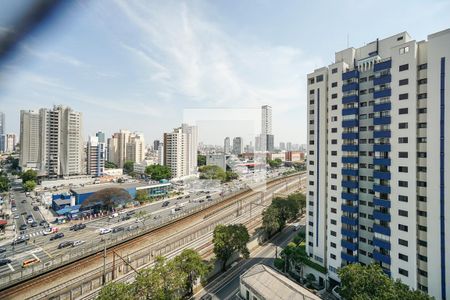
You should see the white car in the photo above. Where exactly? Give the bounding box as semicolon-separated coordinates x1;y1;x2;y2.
109;213;119;219
27;218;34;224
99;228;111;235
73;240;85;247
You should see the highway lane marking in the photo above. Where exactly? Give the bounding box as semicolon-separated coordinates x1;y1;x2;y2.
32;253;39;260
7;263;14;272
40;247;53;259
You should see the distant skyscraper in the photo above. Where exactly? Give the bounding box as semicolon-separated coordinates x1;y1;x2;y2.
0;111;5;135
87;135;106;177
286;142;292;151
224;137;231;154
279;142;286;151
182;123;198;175
232;137;243;155
6;134;16;152
96;131;106;143
108;130;145;167
157;143;164;165
153;140;160;151
260;105;274;152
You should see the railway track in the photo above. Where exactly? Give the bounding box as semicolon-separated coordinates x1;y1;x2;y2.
0;173;303;300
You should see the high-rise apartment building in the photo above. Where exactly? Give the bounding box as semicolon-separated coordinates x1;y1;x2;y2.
306;29;450;300
163;124;198;178
19;110;41;169
286;142;292;151
96;130;106;143
87;136;106;177
153;140;160;152
19;106;84;177
0;111;5;135
6;134;16;152
279;142;286;151
232;137;243;155
107;130;144;167
258;105;274;152
224;137;231;154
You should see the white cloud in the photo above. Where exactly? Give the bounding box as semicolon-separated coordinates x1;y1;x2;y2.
20;44;87;68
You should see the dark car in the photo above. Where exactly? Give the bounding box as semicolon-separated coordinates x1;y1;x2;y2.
19;224;27;231
112;227;124;233
21;199;26;203
185;195;190;198
121;215;131;221
0;247;6;253
74;224;86;231
21;212;27;215
126;211;135;216
57;241;74;249
162;201;170;207
27;214;33;219
31;222;38;227
0;259;12;266
199;199;205;203
39;220;48;227
50;233;64;241
33;206;39;211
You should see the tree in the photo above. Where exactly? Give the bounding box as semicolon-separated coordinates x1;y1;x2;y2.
135;210;147;225
174;249;210;295
105;161;118;169
213;224;250;271
268;158;283;168
135;190;150;203
197;155;206;166
338;263;432;300
305;273;316;287
281;242;308;278
123;161;134;174
145;164;172;181
225;171;238;182
23;180;36;192
287;192;306;216
21;169;37;182
97;282;133;300
262;206;281;236
0;175;9;192
198;165;226;182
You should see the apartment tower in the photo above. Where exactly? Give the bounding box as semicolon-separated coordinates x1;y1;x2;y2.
306;29;450;300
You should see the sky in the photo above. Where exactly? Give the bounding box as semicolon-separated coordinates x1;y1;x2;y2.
0;0;449;146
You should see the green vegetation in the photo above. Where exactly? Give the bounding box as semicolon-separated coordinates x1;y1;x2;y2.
123;161;134;174
23;180;36;192
198;165;238;182
105;161;118;169
135;190;151;203
225;170;238;181
338;263;433;300
145;164;172;181
97;249;209;300
262;192;306;237
0;174;9;192
292;161;306;171
267;158;283;168
21;169;37;182
6;156;19;171
212;224;250;271
197;154;206;166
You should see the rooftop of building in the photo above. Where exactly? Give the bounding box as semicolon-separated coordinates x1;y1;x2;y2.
70;181;170;194
240;264;321;300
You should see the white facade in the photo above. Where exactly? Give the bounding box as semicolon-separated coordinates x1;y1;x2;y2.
224;137;231;154
164;124;197;179
86;135;106;177
19;110;40;169
107;130;145;167
0;111;4;135
206;154;230;170
232;137;243;155
306;29;450;299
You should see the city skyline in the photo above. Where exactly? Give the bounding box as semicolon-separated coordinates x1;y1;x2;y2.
1;1;449;145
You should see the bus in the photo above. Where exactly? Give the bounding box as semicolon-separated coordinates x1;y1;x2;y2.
22;258;40;268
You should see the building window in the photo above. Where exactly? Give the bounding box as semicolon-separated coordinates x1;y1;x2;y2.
398;152;408;158
331;127;337;133
398;122;408;129
316;75;324;82
399;93;409;100
399;253;408;261
398;137;408;143
418;63;427;70
399;64;409;72
398;224;408;232
418;78;427;85
332;105;338;110
398;210;408;217
418;93;427;99
399;181;408;187
332;82;338;87
330;253;336;260
418;108;427;114
399;268;409;276
398;239;408;246
399;79;409;86
332;94;338;99
330;242;336;248
399;108;408;114
309;89;315;95
398;166;408;173
332;68;338;74
331;139;337;144
398;195;408;202
418;269;428;277
330;230;337;237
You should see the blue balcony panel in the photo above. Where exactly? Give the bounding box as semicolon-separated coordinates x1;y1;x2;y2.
342;180;358;189
342;69;359;80
373;170;391;180
342;204;358;213
373;198;391;208
373;184;391;194
341;239;358;251
373;224;391;236
373;158;391;166
374;116;391;125
373;250;391;265
374;102;392;112
374;130;391;138
373;210;391;222
342;82;359;92
342;119;359;128
342;144;358;152
341;192;358;201
342;168;358;176
383;268;391;277
341;216;358;226
342;132;358;140
342;156;358;164
373;238;391;250
342;94;359;104
373;74;392;85
374;89;392;99
341;228;358;239
374;59;392;72
341;251;358;263
342;107;358;116
374;144;391;152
